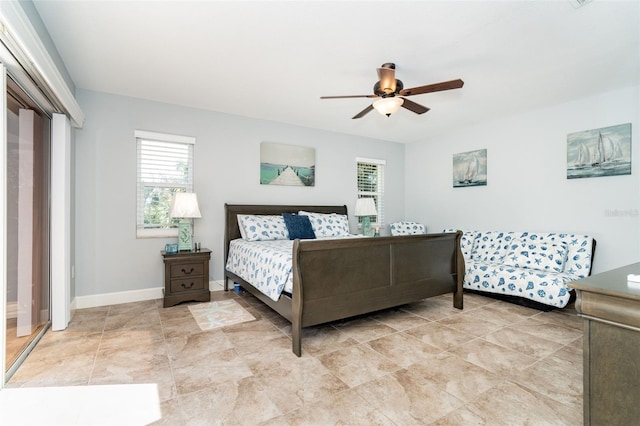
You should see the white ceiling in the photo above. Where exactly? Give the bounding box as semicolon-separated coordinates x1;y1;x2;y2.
33;0;639;144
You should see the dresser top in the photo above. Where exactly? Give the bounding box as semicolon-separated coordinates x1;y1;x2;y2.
568;262;640;301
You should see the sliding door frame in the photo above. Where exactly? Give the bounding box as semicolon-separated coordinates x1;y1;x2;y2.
0;63;7;388
51;113;70;331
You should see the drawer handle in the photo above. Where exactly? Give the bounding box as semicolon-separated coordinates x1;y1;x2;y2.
181;282;195;289
181;267;195;275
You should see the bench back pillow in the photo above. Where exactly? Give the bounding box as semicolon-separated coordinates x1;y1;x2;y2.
470;231;513;263
503;239;568;273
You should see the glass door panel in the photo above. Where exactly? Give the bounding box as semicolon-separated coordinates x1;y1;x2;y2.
5;77;51;375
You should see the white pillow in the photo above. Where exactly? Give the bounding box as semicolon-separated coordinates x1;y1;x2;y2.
298;211;350;238
237;215;248;239
503;239;568;273
237;215;289;241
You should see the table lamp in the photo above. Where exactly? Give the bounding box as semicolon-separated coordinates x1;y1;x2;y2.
170;192;202;251
355;198;377;237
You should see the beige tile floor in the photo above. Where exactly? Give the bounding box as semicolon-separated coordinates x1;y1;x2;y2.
4;290;584;425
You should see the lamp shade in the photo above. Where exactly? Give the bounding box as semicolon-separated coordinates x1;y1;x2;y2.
373;97;404;116
170;192;202;218
354;198;377;216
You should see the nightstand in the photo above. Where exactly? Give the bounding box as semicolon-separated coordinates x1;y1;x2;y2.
161;248;211;308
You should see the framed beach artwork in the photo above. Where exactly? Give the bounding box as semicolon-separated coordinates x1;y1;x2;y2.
453;149;487;188
567;123;631;179
260;142;315;186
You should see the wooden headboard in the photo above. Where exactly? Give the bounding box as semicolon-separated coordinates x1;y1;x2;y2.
223;203;348;266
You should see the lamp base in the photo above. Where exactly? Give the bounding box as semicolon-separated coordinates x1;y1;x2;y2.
177;220;193;251
362;216;372;237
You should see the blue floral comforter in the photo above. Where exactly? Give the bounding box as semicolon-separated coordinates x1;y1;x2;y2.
226;239;293;301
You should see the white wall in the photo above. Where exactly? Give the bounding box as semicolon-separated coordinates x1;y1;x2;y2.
74;89;405;298
405;85;640;274
74;84;638;301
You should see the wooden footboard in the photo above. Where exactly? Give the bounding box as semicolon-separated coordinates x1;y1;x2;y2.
224;204;463;356
290;232;463;356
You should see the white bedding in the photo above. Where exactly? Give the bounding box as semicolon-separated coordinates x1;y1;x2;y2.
225;236;358;301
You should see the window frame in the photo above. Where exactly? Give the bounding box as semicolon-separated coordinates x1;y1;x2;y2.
356;156;385;228
136;130;196;238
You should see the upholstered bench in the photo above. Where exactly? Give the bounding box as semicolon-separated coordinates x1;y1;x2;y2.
460;231;595;308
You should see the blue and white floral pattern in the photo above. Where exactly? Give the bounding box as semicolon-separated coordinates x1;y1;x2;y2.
226;239;293;301
390;221;426;236
461;231;593;308
238;215;289;241
503;239;568;273
298;211;350;238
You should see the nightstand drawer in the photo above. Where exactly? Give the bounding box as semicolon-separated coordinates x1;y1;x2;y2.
170;278;205;293
170;263;204;278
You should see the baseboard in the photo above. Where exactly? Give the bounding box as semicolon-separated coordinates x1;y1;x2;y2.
74;287;163;309
6;302;17;319
6;304;52;321
210;280;224;292
74;280;226;309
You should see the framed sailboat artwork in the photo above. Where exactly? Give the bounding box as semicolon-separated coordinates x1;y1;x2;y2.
453;149;487;188
567;123;631;179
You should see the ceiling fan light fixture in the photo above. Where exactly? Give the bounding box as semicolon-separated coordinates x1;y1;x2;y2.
373;97;404;117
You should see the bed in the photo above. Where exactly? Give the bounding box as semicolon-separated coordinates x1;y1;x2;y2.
224;203;464;356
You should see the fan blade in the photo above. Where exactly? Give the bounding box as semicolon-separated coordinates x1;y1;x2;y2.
399;79;464;97
320;94;378;99
352;104;374;119
376;67;396;94
400;98;430;115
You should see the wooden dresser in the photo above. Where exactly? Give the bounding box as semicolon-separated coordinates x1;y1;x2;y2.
568;262;640;425
161;248;211;308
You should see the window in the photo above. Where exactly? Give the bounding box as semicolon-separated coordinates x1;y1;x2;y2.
356;157;385;226
136;130;195;238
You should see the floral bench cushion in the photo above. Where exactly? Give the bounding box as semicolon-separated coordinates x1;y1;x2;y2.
390;221;426;236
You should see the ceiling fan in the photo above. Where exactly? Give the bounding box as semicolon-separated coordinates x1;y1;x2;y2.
320;63;464;119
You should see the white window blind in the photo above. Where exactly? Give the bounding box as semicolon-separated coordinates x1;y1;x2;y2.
136;130;195;238
356;157;385;226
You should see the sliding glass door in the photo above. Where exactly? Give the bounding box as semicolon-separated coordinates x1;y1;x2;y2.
4;75;51;377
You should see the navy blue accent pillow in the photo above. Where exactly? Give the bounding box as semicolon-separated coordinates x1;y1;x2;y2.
282;213;316;240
